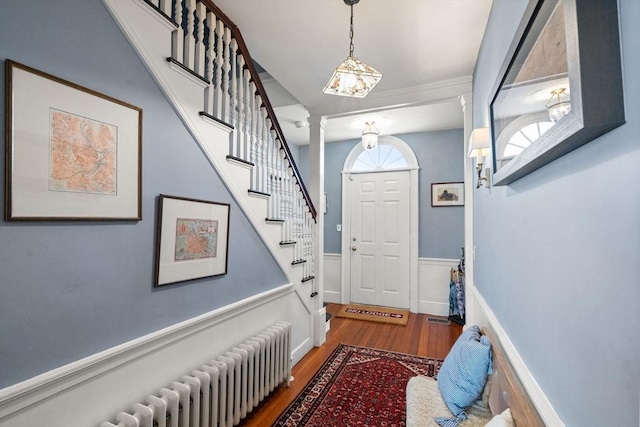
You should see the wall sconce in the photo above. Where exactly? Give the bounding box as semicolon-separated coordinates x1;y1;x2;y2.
468;127;491;188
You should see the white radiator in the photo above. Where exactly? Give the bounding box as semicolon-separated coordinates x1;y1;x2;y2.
100;322;292;427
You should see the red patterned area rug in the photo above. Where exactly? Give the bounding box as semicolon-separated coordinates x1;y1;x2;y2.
273;344;443;427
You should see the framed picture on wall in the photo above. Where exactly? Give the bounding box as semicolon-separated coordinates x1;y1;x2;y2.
154;194;230;287
431;182;464;207
4;60;142;221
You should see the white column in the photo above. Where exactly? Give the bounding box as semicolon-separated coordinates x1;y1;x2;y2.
461;93;476;327
308;115;326;347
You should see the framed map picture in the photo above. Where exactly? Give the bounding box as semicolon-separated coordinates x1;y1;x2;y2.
431;182;464;207
154;194;230;286
5;60;142;221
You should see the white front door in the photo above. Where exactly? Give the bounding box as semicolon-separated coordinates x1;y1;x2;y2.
349;170;411;309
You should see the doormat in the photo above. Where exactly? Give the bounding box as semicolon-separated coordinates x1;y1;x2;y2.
335;304;410;326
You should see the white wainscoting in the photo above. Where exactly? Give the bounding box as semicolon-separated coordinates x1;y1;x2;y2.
418;257;459;316
323;253;343;303
0;283;313;427
323;254;457;315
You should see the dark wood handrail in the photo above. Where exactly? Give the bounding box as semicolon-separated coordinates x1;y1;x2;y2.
202;0;316;220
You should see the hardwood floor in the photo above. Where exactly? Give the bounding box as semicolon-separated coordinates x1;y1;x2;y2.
239;303;463;426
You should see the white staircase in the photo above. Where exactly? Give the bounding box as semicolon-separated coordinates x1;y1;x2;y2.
102;0;318;316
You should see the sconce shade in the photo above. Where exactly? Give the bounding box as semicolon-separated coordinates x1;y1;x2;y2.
361;121;379;150
468;127;491;159
469;127;492;188
546;88;571;122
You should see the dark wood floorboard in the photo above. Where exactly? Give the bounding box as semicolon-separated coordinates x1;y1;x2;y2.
239;303;462;427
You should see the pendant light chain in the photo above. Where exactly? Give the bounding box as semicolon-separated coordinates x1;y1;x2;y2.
349;3;355;57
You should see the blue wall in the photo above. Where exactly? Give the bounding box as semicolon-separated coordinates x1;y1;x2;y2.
0;0;287;388
298;129;465;259
472;0;640;425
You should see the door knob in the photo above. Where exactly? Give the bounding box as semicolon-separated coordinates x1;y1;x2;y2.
352;246;357;251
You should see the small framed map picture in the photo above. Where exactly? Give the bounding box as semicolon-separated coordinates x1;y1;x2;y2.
4;60;142;221
154;194;230;286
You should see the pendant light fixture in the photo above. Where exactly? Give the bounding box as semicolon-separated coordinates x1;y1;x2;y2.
545;88;571;122
361;121;379;150
323;0;382;98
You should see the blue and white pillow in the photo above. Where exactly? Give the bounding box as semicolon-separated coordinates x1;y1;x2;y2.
434;325;492;427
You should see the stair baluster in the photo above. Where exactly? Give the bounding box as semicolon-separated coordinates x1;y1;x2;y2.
194;2;206;77
236;53;246;160
183;0;196;70
172;0;184;63
204;11;216;115
221;27;231;124
229;38;239;157
159;0;172;17
214;19;224;118
242;67;252;163
249;91;259;192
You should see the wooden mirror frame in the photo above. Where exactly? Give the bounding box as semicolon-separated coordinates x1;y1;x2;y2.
489;0;625;186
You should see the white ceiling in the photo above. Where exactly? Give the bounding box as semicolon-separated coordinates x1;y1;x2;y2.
214;0;493;145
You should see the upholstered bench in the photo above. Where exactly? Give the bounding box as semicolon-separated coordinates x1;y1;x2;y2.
406;375;493;427
406;325;544;427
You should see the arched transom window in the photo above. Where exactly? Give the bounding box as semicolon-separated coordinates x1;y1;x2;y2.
495;112;554;169
504;121;554;157
351;144;408;171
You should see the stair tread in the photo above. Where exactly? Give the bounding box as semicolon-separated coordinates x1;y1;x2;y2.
265;218;285;223
291;259;307;265
248;189;271;198
226;155;254;167
198;110;234;130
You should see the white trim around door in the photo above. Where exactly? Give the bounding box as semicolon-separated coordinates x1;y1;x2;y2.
340;136;420;312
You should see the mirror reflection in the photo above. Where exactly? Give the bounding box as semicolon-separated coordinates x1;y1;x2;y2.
491;0;568;171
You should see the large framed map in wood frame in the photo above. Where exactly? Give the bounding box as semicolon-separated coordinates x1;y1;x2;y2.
4;60;142;221
154;194;230;287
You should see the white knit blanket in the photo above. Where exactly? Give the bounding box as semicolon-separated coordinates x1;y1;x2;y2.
406;376;493;427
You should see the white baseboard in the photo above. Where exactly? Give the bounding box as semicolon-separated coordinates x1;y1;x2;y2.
0;283;313;427
291;337;313;366
323;290;342;303
418;301;449;316
322;254;456;315
469;284;564;427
